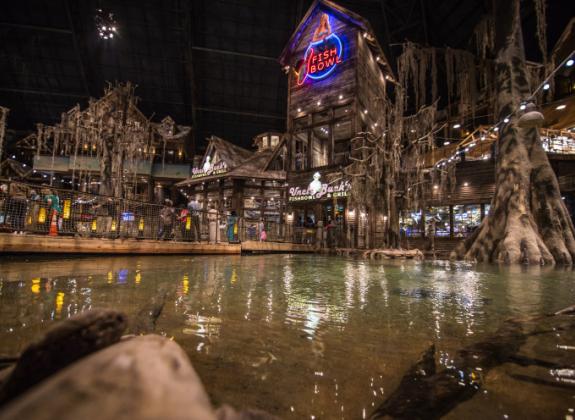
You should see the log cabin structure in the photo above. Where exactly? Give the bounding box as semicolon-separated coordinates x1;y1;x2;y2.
279;0;395;247
176;133;287;237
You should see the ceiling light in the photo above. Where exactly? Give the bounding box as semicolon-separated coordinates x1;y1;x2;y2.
297;108;301;112
504;118;509;123
444;141;450;145
433;185;439;189
543;83;550;90
556;104;566;110
317;100;321;106
453;124;461;129
338;94;343;100
519;104;526;110
567;59;574;67
96;9;118;40
463;182;469;187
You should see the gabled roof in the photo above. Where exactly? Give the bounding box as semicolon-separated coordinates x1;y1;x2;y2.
176;139;286;186
226;147;286;181
204;135;253;168
278;0;393;76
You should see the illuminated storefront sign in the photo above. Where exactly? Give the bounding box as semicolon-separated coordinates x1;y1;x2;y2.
191;160;227;179
289;172;351;201
297;14;343;86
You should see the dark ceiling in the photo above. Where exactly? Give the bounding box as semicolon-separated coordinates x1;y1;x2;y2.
0;0;573;152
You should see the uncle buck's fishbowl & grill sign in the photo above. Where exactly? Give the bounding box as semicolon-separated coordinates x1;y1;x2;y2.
191;158;228;179
288;172;351;202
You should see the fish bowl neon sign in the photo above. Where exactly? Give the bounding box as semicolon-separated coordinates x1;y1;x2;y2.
297;14;343;86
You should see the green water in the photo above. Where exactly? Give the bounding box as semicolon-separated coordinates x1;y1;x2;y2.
0;254;574;419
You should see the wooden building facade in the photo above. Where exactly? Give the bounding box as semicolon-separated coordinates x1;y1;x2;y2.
279;0;394;246
177;134;287;236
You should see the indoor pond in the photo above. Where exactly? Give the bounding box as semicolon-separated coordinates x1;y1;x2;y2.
0;254;574;419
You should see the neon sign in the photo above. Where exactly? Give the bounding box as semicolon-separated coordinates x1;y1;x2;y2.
191;160;227;179
289;173;351;202
297;14;343;86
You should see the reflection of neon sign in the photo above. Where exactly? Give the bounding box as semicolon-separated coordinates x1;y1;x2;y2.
297;14;343;86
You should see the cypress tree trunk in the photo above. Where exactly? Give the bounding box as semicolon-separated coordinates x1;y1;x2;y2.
452;0;575;265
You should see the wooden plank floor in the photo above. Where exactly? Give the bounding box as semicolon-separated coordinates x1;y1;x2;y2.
0;233;240;255
241;240;315;253
0;234;315;255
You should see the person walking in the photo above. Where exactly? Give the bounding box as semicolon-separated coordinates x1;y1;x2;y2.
158;199;175;240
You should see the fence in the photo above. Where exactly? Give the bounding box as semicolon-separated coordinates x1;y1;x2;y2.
0;180;244;243
0;180;360;247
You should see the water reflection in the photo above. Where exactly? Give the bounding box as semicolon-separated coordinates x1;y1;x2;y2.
0;255;574;418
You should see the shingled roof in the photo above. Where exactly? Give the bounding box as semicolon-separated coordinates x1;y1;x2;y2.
176;135;285;186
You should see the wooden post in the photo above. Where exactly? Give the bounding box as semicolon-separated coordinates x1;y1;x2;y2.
449;205;454;239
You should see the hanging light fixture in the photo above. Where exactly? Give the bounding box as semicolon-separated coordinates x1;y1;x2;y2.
95;8;118;40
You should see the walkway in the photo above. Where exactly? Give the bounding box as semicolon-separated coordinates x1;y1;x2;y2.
0;233;314;255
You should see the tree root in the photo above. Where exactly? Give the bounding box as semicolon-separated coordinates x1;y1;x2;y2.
370;303;575;419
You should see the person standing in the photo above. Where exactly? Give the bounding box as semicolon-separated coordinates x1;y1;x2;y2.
187;197;201;242
178;204;190;241
258;218;266;242
44;189;62;235
227;210;238;243
208;205;218;243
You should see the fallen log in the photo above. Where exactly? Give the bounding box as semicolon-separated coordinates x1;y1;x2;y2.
0;309;126;406
370;305;575;419
0;335;216;420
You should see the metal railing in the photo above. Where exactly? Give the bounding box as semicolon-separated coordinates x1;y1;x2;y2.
0;180;358;247
0;180;239;243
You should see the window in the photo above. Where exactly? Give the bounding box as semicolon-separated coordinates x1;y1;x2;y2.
425;206;450;237
294;116;308;130
333;119;352;164
453;205;481;237
400;210;422;237
311;125;329;168
313;109;331;125
334;104;352;119
292;131;308;170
